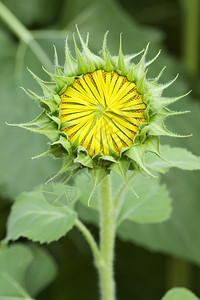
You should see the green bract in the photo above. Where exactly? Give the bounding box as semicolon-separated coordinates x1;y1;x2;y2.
15;28;190;193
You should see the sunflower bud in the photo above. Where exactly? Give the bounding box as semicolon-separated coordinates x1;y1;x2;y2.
17;28;189;190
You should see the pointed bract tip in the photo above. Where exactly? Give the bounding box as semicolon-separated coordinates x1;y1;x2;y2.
145;49;161;68
86;32;89;46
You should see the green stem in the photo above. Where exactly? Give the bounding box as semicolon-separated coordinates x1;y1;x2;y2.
181;0;200;76
0;1;53;70
99;175;116;300
166;256;191;289
75;219;102;267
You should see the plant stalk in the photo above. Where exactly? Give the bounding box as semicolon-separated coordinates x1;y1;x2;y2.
99;175;116;300
181;0;199;76
0;1;53;70
75;218;102;267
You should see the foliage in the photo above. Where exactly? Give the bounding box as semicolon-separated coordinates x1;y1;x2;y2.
0;244;57;299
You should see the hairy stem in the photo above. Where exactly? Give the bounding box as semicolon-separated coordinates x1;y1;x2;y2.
99;175;116;300
75;219;102;267
0;1;53;70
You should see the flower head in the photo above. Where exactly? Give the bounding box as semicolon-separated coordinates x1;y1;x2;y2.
18;28;189;190
60;70;146;156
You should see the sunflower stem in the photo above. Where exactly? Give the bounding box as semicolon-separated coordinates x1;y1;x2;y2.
0;1;53;70
75;219;102;267
180;0;199;76
99;175;116;300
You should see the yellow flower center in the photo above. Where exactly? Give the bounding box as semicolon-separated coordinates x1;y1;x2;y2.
60;70;146;156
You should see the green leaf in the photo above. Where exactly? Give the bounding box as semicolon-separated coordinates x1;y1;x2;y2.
161;288;200;300
0;244;34;299
24;244;57;297
115;173;172;225
145;145;200;174
0;244;32;286
0;274;34;300
6;186;77;243
0;243;57;299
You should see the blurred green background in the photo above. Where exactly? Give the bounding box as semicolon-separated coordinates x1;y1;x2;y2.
0;0;200;299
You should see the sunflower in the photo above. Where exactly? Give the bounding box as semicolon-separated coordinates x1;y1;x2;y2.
17;28;188;187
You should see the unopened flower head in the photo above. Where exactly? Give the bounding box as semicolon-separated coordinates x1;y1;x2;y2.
18;28;189;186
60;70;146;156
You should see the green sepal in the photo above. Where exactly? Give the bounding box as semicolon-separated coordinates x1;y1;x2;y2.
92;151;104;161
60;121;73;131
64;36;77;76
71;136;80;151
48;114;61;128
158;108;190;118
28;68;57;98
133;43;149;81
134;121;149;144
100;31;109;60
148;115;191;138
21;87;57;113
151;66;166;83
110;56;118;70
61;73;75;86
148;91;191;110
63;168;81;184
12;111;60;142
145;49;161;68
42;66;68;92
74;151;94;168
108;146;120;159
88;166;110;206
53;45;64;76
76;26;104;70
125;144;155;177
104;52;115;71
123;49;144;67
144;136;170;163
9;111;50;128
24;122;59;141
32;144;64;159
52;136;72;154
152;73;179;95
99;155;117;163
73;34;90;75
144;136;161;156
51;93;61;105
117;34;127;75
127;64;134;81
53;44;59;66
136;69;148;94
144;137;173;167
143;110;150;124
45;154;79;184
109;157;138;198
